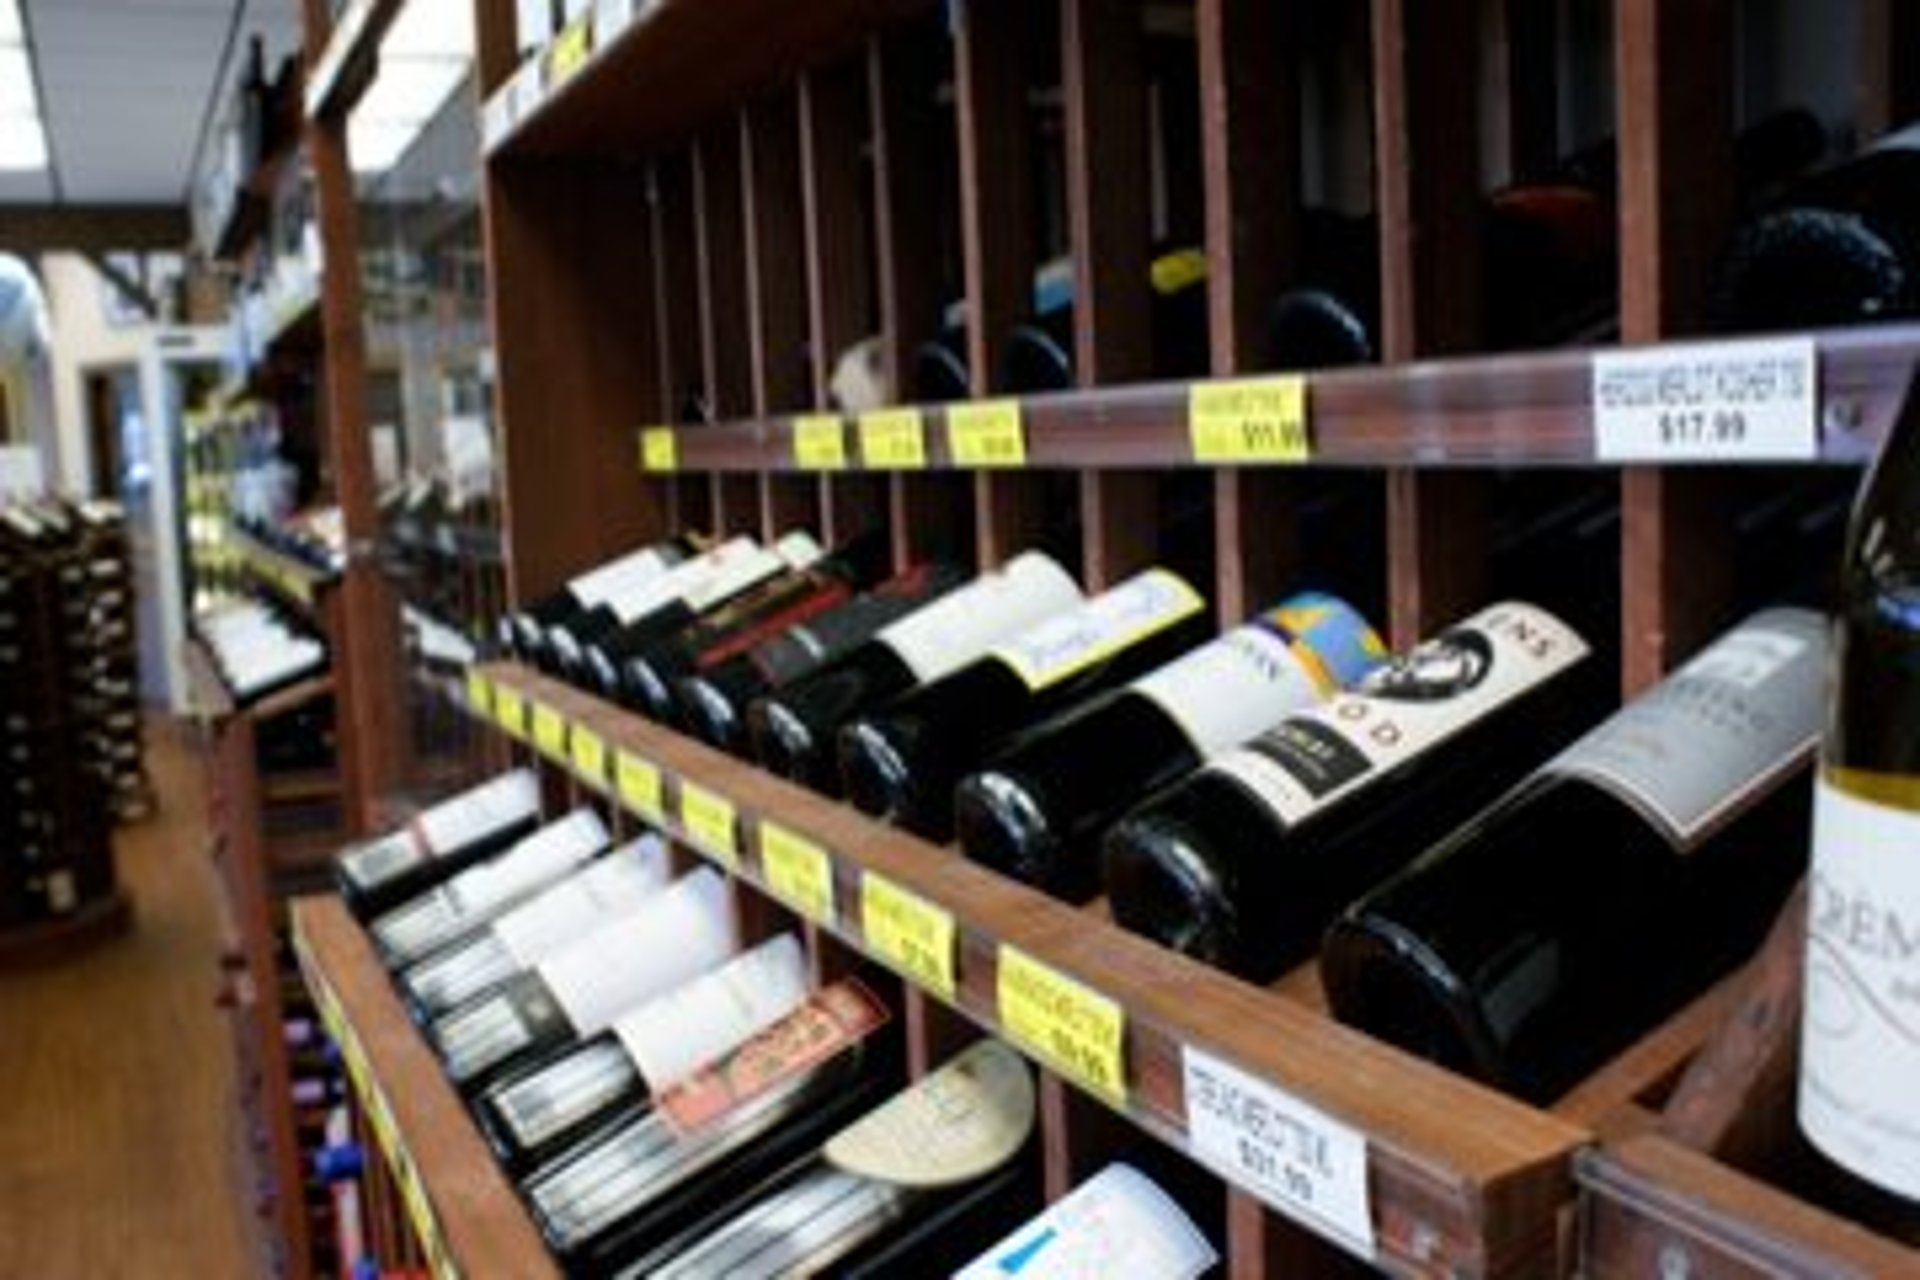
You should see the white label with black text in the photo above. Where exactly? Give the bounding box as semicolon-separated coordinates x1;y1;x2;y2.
1183;1046;1375;1260
1592;337;1818;462
1134;624;1329;755
878;552;1083;682
493;836;672;967
414;769;541;857
538;869;737;1035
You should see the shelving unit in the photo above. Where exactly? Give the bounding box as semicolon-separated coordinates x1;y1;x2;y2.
238;0;1920;1274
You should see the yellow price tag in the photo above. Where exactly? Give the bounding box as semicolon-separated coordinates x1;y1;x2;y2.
858;408;928;469
758;821;836;925
860;873;956;1001
547;16;593;85
570;725;609;789
395;1150;437;1250
615;751;666;824
531;703;569;762
1189;377;1311;463
364;1085;399;1157
465;668;493;716
641;426;679;473
678;780;738;867
996;945;1128;1105
947;400;1027;468
793;414;847;470
493;685;528;739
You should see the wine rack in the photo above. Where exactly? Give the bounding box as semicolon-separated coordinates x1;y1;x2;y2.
250;0;1920;1275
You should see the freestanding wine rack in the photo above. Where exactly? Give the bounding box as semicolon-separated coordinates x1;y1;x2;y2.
258;0;1920;1276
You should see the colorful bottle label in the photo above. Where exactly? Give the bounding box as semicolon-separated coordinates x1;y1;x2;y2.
954;1163;1218;1280
1800;772;1920;1201
1545;608;1824;849
991;568;1205;692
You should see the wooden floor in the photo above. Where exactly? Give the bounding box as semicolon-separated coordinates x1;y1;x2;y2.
0;724;258;1277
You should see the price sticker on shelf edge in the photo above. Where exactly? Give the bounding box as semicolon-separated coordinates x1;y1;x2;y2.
794;414;848;470
1189;377;1312;464
1182;1044;1376;1261
493;685;528;739
947;400;1027;468
531;702;569;762
570;724;609;789
758;821;836;924
997;945;1128;1106
464;668;493;716
614;750;666;824
1592;336;1818;463
641;426;679;473
858;408;928;469
860;873;956;1002
546;15;593;86
678;779;739;868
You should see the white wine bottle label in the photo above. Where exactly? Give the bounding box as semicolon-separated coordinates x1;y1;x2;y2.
492;836;672;967
878;552;1083;683
991;568;1205;692
567;543;681;610
613;934;811;1090
1134;592;1384;755
955;1162;1218;1280
1545;608;1824;849
771;530;825;569
1214;603;1588;825
538;868;737;1036
488;1039;639;1155
824;1039;1035;1188
603;535;758;625
413;769;542;861
1800;774;1920;1201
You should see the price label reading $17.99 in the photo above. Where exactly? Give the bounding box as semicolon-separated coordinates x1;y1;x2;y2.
1592;337;1817;463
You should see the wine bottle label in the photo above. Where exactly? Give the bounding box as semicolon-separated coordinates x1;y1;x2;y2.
536;868;737;1036
612;935;811;1090
566;543;680;610
1133;592;1385;755
954;1163;1218;1280
991;568;1205;691
657;980;891;1134
824;1040;1035;1188
402;933;518;1016
1545;609;1824;849
1213;603;1588;825
488;1039;639;1155
744;568;958;685
877;552;1084;683
602;535;758;625
412;769;542;863
1799;774;1920;1200
641;1167;913;1280
492;836;672;967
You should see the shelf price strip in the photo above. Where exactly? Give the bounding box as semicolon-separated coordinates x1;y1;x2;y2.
530;702;569;762
614;750;666;824
640;426;679;473
570;723;609;790
1182;1045;1377;1262
793;414;848;470
996;946;1128;1107
1189;377;1312;464
492;685;528;740
677;779;739;869
546;14;593;86
946;400;1027;467
757;821;836;925
464;669;493;717
857;408;928;469
859;872;956;1002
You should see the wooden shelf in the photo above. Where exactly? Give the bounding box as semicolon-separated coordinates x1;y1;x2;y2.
0;892;134;970
230;524;340;612
635;325;1917;477
291;894;561;1280
465;660;1590;1276
483;0;924;159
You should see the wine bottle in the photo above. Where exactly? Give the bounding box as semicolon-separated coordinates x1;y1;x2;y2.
371;809;610;967
839;568;1212;840
570;531;825;695
521;982;901;1274
616;529;893;719
747;552;1084;795
500;535;695;661
1324;608;1824;1102
1103;602;1598;981
1711;122;1920;333
476;934;809;1170
673;562;969;754
955;1160;1222;1280
400;835;672;1021
1003;247;1210;393
334;769;542;919
628;1040;1040;1280
1799;381;1920;1210
542;534;761;678
957;592;1385;901
430;867;736;1089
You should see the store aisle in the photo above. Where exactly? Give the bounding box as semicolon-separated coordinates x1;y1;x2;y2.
0;723;256;1278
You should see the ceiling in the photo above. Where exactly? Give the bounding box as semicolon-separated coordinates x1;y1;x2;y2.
2;0;303;205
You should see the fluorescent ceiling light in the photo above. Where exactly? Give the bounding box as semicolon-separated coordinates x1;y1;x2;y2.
0;115;47;171
347;118;418;174
0;1;19;44
0;47;34;114
0;1;46;172
384;0;474;60
360;59;465;124
349;0;473;177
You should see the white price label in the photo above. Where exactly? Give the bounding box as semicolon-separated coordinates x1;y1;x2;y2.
1182;1046;1375;1261
1592;337;1818;463
507;60;544;126
593;0;637;43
